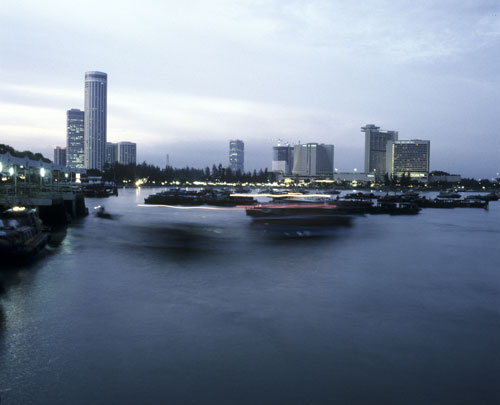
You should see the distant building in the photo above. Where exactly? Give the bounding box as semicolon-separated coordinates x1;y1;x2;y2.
272;143;294;176
53;146;67;166
292;143;334;177
229;139;244;173
333;172;376;182
105;142;117;164
429;174;461;183
66;108;84;169
386;139;430;181
116;142;137;165
84;71;107;170
362;124;398;175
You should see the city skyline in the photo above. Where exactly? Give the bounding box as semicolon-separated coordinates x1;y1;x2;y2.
1;1;499;177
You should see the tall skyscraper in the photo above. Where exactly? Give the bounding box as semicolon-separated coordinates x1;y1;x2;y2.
84;71;107;170
229;139;244;173
53;146;67;166
117;142;137;165
362;124;398;175
292;143;334;177
272;142;294;175
66;108;84;169
386;140;430;181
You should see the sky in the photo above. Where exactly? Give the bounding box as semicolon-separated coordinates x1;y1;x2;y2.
0;0;499;177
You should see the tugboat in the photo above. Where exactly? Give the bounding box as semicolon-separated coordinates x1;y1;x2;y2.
0;207;49;257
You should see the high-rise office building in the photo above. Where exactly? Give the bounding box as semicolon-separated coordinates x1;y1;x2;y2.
386;139;430;181
117;142;137;165
84;71;107;170
66;108;84;169
105;142;117;164
292;143;334;177
362;124;398;175
272;142;294;175
229;139;244;173
53;146;67;166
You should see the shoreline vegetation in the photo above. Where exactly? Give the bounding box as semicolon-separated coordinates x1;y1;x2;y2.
1;144;498;192
97;163;499;192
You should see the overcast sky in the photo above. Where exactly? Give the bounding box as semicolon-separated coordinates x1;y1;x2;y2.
1;0;499;177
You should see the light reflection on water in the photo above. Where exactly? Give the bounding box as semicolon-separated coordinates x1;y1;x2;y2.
0;188;500;404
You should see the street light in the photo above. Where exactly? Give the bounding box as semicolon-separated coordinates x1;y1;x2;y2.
40;167;45;188
9;167;14;176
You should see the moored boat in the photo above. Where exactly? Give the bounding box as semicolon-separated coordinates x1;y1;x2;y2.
437;190;461;199
0;207;49;257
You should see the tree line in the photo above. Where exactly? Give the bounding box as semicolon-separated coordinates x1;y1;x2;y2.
97;162;276;184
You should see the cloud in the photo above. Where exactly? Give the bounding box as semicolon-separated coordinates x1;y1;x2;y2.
1;1;500;176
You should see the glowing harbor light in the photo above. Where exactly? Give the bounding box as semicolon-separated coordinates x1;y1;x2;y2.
65;173;69;178
0;162;3;172
40;168;45;177
9;167;14;176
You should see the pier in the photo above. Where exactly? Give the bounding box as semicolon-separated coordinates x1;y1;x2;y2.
0;147;88;225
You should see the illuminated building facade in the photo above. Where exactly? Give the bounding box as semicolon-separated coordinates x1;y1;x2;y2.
272;143;294;175
84;71;107;170
386;140;430;181
53;146;67;166
66;108;84;169
362;124;398;175
292;143;334;177
229;139;244;172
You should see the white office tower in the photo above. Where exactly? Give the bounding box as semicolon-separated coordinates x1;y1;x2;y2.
84;71;107;170
292;143;334;177
117;142;137;165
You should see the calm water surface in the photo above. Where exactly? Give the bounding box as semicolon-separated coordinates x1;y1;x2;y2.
1;188;499;404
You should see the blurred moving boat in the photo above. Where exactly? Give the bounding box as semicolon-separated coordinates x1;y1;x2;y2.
0;207;49;257
465;193;499;202
437;190;461;199
246;202;354;226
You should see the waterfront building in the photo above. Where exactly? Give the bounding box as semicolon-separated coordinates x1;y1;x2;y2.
428;174;461;183
53;146;67;166
229;139;244;173
105;142;117;164
117;142;137;165
84;71;107;170
66;109;84;169
386;139;430;181
362;124;398;175
272;142;294;176
333;172;375;182
292;143;334;177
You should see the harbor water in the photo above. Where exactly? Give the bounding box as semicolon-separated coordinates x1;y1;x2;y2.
1;188;500;404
